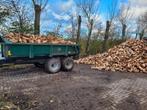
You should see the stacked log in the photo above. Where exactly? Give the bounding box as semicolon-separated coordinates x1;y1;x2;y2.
76;40;147;73
4;33;75;44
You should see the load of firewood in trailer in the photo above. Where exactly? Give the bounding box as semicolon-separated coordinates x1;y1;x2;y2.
4;33;75;44
76;39;147;73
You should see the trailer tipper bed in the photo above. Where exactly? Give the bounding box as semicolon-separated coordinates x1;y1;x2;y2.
0;36;80;73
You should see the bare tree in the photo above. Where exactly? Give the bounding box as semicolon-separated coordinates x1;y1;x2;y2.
0;4;10;34
68;11;81;43
92;22;102;40
103;0;119;51
10;0;33;33
1;0;33;34
76;15;82;44
70;15;76;39
0;5;10;25
54;23;62;36
135;20;140;39
118;3;132;39
46;23;62;37
77;0;100;54
32;0;48;35
136;12;147;40
85;19;94;54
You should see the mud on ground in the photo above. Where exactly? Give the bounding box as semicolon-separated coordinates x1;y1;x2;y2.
0;64;147;110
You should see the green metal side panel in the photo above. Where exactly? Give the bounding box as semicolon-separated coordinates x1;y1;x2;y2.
52;45;67;55
67;46;78;55
6;44;31;57
3;44;80;58
33;45;51;57
0;35;80;59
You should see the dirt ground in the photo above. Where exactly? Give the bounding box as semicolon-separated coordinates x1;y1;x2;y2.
0;64;147;110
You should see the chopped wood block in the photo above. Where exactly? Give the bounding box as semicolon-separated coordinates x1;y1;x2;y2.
4;33;75;45
76;40;147;73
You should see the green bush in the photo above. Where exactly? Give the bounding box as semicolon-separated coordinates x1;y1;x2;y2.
78;39;126;57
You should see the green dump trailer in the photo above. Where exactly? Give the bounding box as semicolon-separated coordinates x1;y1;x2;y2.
0;36;80;73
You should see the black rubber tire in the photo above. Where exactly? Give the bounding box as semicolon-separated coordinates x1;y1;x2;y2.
45;58;61;73
61;57;74;71
34;63;44;68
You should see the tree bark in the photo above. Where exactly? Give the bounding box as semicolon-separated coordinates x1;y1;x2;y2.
103;20;110;52
85;19;94;54
135;33;138;39
18;16;23;33
139;29;144;40
76;15;82;44
34;5;41;35
122;24;127;40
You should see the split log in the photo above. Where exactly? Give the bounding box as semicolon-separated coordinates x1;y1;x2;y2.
4;33;75;45
76;40;147;73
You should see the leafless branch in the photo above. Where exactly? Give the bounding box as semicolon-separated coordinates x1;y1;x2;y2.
31;0;48;10
107;0;119;24
32;0;35;6
41;0;48;10
118;2;132;25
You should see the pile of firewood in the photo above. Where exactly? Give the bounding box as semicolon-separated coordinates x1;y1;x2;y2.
4;33;75;44
76;40;147;73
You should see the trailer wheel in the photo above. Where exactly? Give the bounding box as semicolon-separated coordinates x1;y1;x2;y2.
62;57;74;71
45;58;61;73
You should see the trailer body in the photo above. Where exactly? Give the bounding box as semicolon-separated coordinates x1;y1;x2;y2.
0;36;80;73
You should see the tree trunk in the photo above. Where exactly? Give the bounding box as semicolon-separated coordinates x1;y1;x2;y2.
85;19;94;55
76;15;82;44
34;5;41;35
139;29;144;40
135;33;138;39
122;24;127;40
71;16;75;39
103;20;110;52
18;16;23;33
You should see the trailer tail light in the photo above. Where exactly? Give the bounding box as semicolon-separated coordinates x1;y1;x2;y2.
4;45;12;57
7;50;12;56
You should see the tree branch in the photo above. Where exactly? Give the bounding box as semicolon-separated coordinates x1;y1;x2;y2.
41;0;48;10
32;0;36;6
